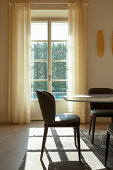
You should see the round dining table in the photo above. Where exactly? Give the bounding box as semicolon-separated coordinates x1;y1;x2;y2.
64;94;113;103
64;94;113;144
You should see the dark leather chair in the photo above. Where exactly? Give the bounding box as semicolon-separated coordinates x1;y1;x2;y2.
105;123;113;166
36;90;81;162
88;88;113;144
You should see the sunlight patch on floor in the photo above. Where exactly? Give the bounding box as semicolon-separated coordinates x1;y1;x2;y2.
28;137;57;150
24;152;49;170
65;152;79;161
24;128;106;170
59;137;75;149
55;128;74;136
81;138;105;169
29;128;52;137
82;152;105;170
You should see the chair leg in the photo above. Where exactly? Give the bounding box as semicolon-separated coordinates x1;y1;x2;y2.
105;131;110;166
74;127;77;146
40;126;48;160
76;126;81;162
92;115;96;144
89;116;93;135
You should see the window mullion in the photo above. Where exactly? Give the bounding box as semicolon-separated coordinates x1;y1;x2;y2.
48;20;52;92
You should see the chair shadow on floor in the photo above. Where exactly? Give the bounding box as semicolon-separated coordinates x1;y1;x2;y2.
48;161;90;170
41;148;92;170
42;148;112;170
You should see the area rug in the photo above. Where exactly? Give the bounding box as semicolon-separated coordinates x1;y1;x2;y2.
19;128;113;170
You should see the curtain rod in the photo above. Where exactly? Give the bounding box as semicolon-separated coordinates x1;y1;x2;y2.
30;2;88;4
30;3;67;4
9;0;88;4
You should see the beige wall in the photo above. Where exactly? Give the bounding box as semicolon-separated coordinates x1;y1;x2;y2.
88;0;113;89
87;0;113;122
0;0;113;122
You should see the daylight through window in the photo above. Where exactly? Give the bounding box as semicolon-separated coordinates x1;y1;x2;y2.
31;20;68;99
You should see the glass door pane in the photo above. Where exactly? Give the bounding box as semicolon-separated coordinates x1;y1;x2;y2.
51;22;68;40
31;22;48;40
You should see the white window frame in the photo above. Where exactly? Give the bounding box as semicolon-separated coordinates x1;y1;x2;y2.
31;18;68;100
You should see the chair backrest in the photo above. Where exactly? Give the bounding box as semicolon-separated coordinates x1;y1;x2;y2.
36;90;56;124
89;88;113;110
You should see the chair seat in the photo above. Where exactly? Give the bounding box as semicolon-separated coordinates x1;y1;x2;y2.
91;109;113;116
107;123;113;135
55;113;80;125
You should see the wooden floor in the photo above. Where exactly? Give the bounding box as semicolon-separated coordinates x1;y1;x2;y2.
80;122;108;131
0;121;110;170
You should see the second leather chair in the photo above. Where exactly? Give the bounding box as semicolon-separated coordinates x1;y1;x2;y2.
88;88;113;144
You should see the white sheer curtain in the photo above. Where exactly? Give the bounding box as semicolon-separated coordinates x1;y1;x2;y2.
68;2;88;123
8;2;31;123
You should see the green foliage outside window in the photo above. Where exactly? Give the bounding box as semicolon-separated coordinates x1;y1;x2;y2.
31;62;47;79
31;42;48;60
31;42;68;99
52;42;67;60
52;62;66;79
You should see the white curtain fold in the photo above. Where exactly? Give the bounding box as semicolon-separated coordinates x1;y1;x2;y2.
68;2;88;123
8;2;31;123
